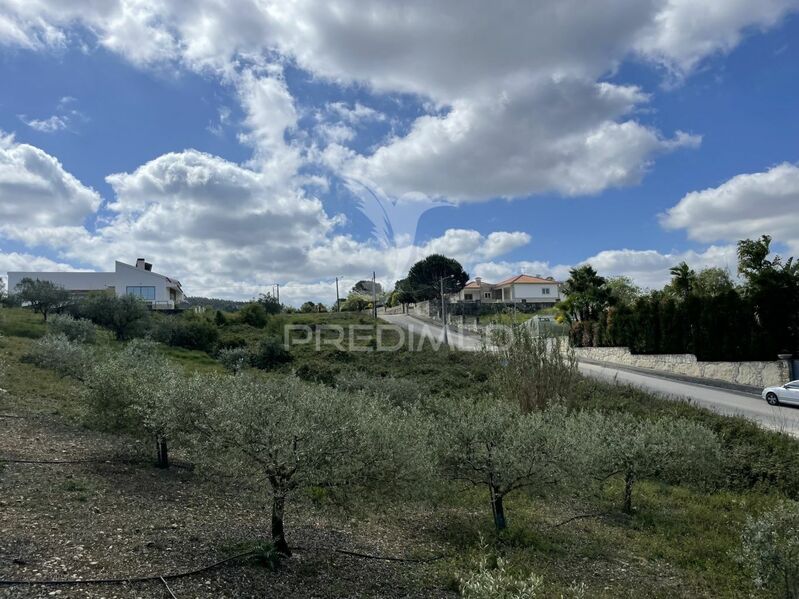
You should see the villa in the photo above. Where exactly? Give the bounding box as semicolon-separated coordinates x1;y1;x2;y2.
8;259;185;310
457;274;563;308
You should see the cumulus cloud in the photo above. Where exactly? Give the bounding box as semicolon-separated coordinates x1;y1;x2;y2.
339;79;700;201
0;132;101;233
662;162;799;253
0;0;791;204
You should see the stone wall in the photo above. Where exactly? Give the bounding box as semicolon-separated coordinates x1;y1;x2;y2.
574;346;790;389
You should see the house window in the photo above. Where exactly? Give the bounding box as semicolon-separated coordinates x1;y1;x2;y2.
484;292;491;298
464;293;473;300
126;286;156;300
542;288;551;295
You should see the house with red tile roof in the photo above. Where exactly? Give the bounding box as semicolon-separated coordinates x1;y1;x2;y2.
456;274;562;307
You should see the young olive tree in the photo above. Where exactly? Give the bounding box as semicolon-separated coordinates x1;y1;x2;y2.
738;501;799;599
179;373;431;555
489;324;577;413
84;339;182;468
15;278;71;321
582;412;722;513
22;333;93;379
435;398;573;532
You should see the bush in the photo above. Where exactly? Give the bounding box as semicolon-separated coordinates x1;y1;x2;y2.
22;333;92;379
153;316;219;352
295;361;339;386
218;346;252;373
489;325;577;412
458;542;543;598
239;303;268;328
336;370;425;407
78;294;151;340
218;335;248;350
738;501;799;598
252;337;292;370
48;314;97;344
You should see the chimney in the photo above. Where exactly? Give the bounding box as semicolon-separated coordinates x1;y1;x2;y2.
475;277;482;287
135;258;153;271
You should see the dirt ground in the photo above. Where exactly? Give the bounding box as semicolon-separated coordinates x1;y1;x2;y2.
0;411;451;598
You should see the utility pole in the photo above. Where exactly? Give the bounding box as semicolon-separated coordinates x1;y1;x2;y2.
440;275;450;347
372;271;378;320
335;277;340;312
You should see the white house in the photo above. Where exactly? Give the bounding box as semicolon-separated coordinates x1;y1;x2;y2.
8;259;185;310
457;274;563;307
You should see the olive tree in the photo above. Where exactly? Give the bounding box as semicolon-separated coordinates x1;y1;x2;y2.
179;373;431;555
489;325;577;413
84;339;182;468
22;333;93;379
15;278;71;321
581;412;722;513
434;398;573;531
738;501;799;598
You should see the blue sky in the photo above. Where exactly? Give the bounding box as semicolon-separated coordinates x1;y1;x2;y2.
1;2;798;304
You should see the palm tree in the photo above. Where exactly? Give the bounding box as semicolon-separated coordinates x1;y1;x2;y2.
669;262;696;299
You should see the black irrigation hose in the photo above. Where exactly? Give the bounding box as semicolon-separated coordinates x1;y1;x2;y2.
0;546;446;587
0;456;194;469
0;549;257;587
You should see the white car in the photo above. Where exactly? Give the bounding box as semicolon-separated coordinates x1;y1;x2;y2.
762;380;799;406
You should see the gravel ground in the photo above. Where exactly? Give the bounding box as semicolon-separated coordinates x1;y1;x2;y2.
0;412;452;598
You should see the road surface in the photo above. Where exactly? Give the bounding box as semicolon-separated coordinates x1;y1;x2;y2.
382;313;799;435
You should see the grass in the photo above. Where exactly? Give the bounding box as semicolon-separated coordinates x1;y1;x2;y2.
2;304;795;596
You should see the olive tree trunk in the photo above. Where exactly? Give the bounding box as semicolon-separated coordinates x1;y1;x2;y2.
490;486;507;531
623;472;635;514
271;493;291;556
156;436;169;469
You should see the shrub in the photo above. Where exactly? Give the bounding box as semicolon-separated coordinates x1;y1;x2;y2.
295;361;339;386
336;370;425;407
252;337;292;370
217;335;248;350
22;334;92;379
78;294;151;340
179;373;431;555
458;542;543;598
218;346;252;373
239;302;268;328
738;501;799;598
48;314;97;344
489;325;577;413
154;316;219;352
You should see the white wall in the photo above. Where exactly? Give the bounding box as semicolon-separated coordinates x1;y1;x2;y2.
113;261;173;302
510;283;561;300
7;271;116;294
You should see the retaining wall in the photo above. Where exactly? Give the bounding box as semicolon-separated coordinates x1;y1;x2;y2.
574;346;790;389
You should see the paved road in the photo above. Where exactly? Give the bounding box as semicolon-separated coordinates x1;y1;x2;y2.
382;313;799;435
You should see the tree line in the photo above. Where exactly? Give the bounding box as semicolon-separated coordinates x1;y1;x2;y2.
560;235;799;360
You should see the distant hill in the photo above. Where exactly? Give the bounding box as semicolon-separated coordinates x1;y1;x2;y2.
183;296;250;311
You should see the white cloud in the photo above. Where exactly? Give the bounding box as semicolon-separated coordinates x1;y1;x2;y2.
633;0;799;74
19;114;69;133
580;245;739;289
339;79;700;201
662;162;799;253
0;1;791;205
0;132;101;232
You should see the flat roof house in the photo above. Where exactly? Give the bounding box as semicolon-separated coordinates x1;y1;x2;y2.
457;274;563;307
8;259;184;310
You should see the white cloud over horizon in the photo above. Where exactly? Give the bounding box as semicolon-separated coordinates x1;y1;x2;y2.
0;1;797;303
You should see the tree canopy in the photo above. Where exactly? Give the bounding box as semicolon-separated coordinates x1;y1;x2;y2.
14;277;71;321
406;254;468;301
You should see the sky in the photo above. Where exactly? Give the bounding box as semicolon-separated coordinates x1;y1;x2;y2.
0;1;798;306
